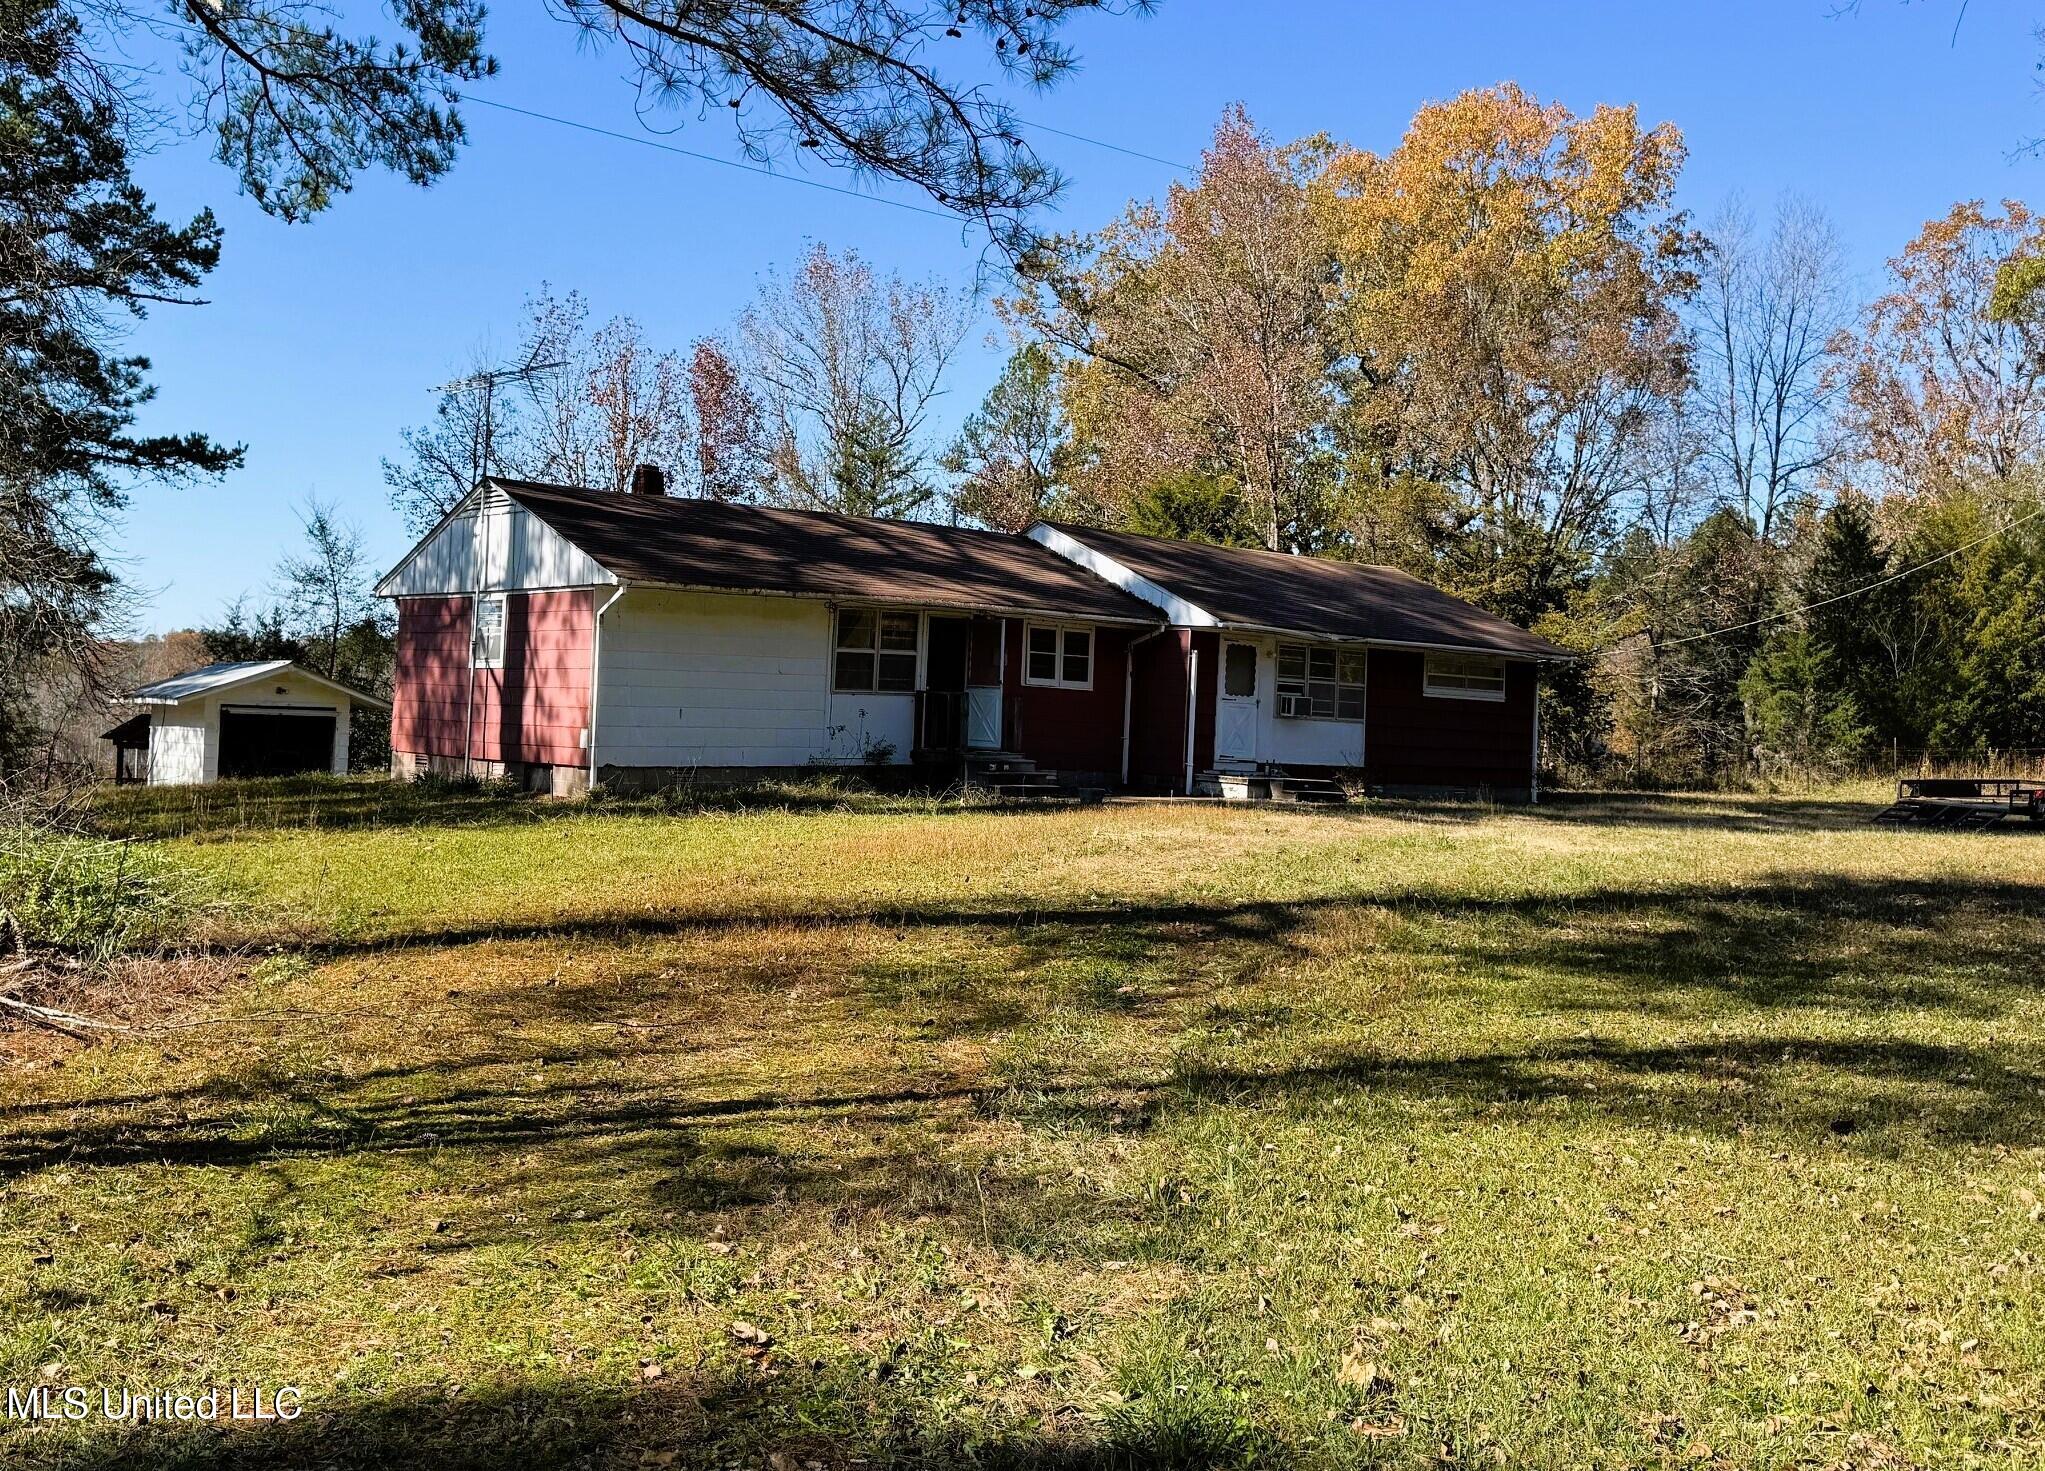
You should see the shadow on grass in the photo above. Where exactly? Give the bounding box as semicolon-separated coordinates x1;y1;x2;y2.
1461;788;1888;832
92;774;1990;845
293;870;2044;1020
17;1370;1279;1471
4;871;2042;1197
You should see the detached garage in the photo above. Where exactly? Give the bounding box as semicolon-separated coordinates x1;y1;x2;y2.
106;660;389;786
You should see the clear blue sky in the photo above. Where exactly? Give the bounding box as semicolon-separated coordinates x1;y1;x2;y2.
117;0;2042;631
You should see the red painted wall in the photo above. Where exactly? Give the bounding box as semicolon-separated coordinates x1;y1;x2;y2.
1365;650;1537;792
392;597;471;759
1127;630;1191;790
393;591;595;767
1000;617;1135;777
471;590;595;766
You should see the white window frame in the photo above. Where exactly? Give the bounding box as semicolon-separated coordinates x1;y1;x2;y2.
472;593;506;669
1424;652;1509;702
1274;642;1365;721
1022;622;1094;690
833;607;921;694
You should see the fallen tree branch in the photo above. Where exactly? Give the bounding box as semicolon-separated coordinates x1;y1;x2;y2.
0;993;126;1038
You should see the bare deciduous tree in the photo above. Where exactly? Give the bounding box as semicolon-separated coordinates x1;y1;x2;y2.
384;287;698;531
274;497;381;680
688;340;767;502
1694;195;1850;540
737;243;969;518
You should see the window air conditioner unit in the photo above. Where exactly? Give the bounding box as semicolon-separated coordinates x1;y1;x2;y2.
1276;693;1308;719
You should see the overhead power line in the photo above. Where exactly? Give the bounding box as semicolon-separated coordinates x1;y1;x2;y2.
1017;121;1193;172
459;95;964;223
462;96;1193;220
1658;502;2045;648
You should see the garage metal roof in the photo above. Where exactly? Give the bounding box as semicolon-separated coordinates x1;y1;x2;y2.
127;661;391;709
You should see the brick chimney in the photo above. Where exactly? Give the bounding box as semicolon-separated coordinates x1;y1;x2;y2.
628;463;667;496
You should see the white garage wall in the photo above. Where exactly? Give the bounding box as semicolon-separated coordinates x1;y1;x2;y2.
147;705;208;785
596;588;915;769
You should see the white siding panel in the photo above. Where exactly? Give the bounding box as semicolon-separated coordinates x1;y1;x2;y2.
1265;711;1365;767
509;503;607;589
379;489;610;596
381;509;479;596
148;706;208;785
594;588;913;768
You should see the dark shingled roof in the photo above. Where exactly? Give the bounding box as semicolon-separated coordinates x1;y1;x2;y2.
495;480;1160;624
1042;523;1570;659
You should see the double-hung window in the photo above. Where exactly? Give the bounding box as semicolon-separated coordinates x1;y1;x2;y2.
834;608;919;692
1024;623;1092;689
1423;653;1508;700
473;594;506;668
1275;643;1365;720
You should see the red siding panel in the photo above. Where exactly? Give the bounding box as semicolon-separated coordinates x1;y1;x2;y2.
1365;650;1536;792
471;590;595;766
393;597;472;758
1000;618;1133;777
393;591;595;768
1127;629;1192;790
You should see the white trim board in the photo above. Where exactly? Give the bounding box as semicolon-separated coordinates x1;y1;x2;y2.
1024;524;1221;628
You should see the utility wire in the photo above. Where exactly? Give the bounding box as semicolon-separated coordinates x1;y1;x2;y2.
1656;501;2045;648
458;95;963;222
1017;121;1192;171
149;14;1192;203
461;97;1192;224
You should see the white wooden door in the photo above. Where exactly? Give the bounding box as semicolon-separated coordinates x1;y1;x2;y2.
1216;640;1261;769
966;686;1002;749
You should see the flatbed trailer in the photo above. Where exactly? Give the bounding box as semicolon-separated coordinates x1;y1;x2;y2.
1875;777;2045;830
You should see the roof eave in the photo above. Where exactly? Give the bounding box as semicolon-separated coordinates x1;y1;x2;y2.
620;577;1162;628
1173;618;1571;661
127;663;391;710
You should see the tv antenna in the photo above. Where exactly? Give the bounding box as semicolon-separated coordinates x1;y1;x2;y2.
434;339;567;483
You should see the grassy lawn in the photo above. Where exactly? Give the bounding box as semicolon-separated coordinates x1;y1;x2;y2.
4;780;2043;1468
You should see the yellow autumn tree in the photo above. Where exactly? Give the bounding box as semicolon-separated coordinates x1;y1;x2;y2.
1838;199;2045;510
1322;84;1699;622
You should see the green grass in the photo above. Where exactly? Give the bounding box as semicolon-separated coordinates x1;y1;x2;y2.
5;779;2044;1468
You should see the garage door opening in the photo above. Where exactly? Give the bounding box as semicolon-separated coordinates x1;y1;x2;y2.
218;707;336;779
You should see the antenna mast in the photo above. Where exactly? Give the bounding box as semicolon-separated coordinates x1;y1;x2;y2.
433;338;568;484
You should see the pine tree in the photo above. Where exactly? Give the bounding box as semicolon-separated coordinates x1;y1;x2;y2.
1801;496;1896;738
0;0;239;771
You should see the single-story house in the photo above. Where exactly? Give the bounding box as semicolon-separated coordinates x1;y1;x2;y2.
374;476;1569;799
104;660;388;785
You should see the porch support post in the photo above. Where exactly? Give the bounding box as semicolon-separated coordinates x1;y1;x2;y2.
1182;639;1199;797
